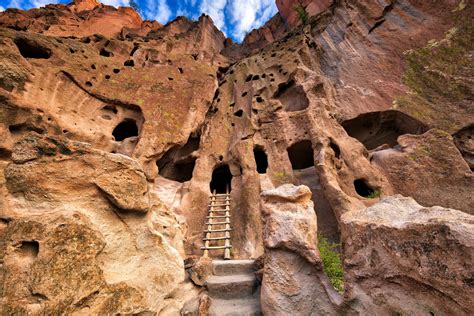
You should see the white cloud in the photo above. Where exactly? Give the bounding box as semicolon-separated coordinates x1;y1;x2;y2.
0;6;4;11
144;0;171;24
199;0;227;31
30;0;60;7
185;0;198;7
228;0;277;41
7;0;24;9
101;0;130;7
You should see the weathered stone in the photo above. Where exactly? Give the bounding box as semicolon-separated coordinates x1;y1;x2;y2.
372;129;474;214
188;256;213;287
341;195;474;315
0;0;472;314
0;134;184;313
260;184;341;315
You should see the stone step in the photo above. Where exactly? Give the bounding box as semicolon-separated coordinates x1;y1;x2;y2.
208;295;262;316
213;260;255;276
205;274;257;299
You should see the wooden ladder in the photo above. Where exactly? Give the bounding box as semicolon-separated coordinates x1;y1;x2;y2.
202;188;232;260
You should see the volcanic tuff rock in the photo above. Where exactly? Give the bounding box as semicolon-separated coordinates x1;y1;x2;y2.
341;195;474;315
260;184;341;315
1;134;185;314
0;0;473;314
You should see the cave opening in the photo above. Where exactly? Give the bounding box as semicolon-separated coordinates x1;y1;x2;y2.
112;119;138;141
210;164;232;193
14;37;52;59
18;241;39;258
287;140;314;170
354;179;377;198
158;155;196;182
157;133;200;182
100;48;111;57
329;141;341;159
341;110;428;150
254;146;268;174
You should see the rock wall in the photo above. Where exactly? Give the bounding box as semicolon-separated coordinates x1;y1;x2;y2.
341;195;474;315
0;0;472;314
0;134;185;314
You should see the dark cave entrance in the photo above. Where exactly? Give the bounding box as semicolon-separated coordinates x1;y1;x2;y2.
157;133;200;182
287;140;314;170
14;37;52;59
158;156;197;182
354;179;378;198
210;165;233;194
18;240;39;258
112;119;138;141
341;110;428;150
254;146;268;174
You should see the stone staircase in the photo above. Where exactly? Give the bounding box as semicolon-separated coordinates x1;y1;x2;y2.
205;260;262;316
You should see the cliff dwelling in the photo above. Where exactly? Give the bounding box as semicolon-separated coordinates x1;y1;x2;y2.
0;0;472;315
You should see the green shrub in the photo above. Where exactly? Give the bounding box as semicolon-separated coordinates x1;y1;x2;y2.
318;234;344;293
294;5;309;25
367;189;381;199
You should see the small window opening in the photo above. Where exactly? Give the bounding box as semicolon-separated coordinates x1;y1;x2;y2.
112;119;138;141
18;241;39;258
287;140;314;170
100;48;111;57
124;60;134;67
329;141;341;159
354;179;378;198
254;146;268;174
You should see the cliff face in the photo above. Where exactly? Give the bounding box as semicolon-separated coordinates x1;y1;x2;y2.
0;0;473;314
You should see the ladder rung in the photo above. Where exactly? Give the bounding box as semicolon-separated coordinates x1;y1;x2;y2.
203;237;230;241
201;245;232;250
204;229;232;233
209;203;229;207
208;210;228;213
207;215;230;218
205;222;229;225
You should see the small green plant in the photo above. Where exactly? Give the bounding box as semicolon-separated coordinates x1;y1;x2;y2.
294;5;309;25
366;189;381;199
318;234;344;293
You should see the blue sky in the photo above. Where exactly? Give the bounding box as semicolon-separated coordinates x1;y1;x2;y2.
0;0;278;42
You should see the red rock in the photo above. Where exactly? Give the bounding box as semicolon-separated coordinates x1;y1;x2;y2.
0;0;472;314
276;0;333;28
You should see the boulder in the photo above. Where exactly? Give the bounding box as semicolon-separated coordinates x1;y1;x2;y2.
260;184;341;315
341;195;474;315
0;134;185;314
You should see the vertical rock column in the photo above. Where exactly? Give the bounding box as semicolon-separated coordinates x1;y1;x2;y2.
260;184;341;315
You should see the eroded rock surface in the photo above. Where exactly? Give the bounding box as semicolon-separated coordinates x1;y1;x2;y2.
0;134;185;314
0;0;472;314
260;184;341;315
342;195;474;315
